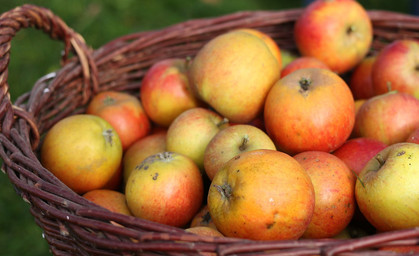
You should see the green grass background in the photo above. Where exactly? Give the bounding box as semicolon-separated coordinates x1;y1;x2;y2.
0;1;414;255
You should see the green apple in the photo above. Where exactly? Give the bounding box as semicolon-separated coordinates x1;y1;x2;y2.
355;142;419;231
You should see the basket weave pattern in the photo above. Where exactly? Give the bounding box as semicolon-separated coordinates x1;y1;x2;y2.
0;4;419;256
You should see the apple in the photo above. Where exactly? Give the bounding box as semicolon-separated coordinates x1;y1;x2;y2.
349;56;376;100
184;226;224;237
371;40;419;98
140;58;202;127
294;0;373;74
188;28;281;123
333;137;387;175
280;56;330;78
166;107;228;169
353;91;419;145
208;149;315;240
189;205;217;230
122;130;166;184
83;189;132;216
294;151;355;239
86;91;151;151
125;152;204;227
264;68;355;155
406;127;419;144
40;114;122;194
203;124;276;180
355;142;419;231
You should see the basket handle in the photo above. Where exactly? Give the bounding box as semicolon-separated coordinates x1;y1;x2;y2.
0;4;98;149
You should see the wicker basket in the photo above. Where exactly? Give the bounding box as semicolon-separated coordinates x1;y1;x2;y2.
0;4;418;256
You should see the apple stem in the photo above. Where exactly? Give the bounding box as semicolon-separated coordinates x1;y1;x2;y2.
214;183;232;200
103;95;116;106
239;134;249;151
217;117;229;128
157;152;173;161
346;25;355;35
376;154;386;168
299;77;311;91
102;129;114;146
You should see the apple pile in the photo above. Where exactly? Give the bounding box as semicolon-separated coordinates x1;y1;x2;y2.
39;0;419;244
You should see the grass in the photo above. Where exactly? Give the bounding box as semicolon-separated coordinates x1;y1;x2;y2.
0;0;414;255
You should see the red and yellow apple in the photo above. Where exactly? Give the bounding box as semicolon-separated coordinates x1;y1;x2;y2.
41;114;122;194
166;107;228;169
294;151;355;239
349;56;376;100
125;152;204;227
208;149;315;240
140;58;202;127
203;124;276;180
333;137;387;175
87;91;151;150
353;91;419;145
189;29;281;123
264;68;355;155
280;56;329;78
294;0;372;74
372;39;419;98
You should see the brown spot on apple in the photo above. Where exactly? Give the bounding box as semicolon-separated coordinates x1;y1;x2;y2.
397;151;406;156
152;172;159;180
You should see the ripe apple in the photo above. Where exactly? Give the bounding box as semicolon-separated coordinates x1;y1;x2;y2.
86;91;151;151
355;142;419;231
140;58;202;127
83;189;132;216
264;68;355;155
122;130;166;184
189;28;281;123
41;114;122;194
203;124;276;180
294;151;355;239
189;205;217;230
125;152;204;227
333;137;387;175
349;56;376;100
280;56;330;78
208;149;315;240
406;127;419;144
353;91;419;145
294;0;372;74
166;107;228;169
372;40;419;98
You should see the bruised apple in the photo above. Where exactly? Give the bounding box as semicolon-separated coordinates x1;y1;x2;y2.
125;152;203;227
189;29;281;123
41;114;122;194
208;149;315;240
264;68;355;155
294;151;355;239
87;91;151;150
122;130;166;184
